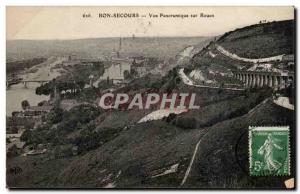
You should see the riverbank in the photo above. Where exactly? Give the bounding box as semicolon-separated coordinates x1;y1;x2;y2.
6;57;65;116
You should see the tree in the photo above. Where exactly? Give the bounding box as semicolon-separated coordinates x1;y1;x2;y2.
48;107;64;124
36;82;53;95
124;70;130;80
11;127;18;134
20;129;33;142
7;145;20;158
77;81;85;91
21;100;30;110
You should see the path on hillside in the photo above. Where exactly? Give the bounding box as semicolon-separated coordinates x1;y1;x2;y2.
215;44;284;63
178;68;244;91
180;129;209;186
273;97;294;110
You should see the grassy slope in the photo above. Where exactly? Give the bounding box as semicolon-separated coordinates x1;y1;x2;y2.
218;20;294;58
189;20;294;85
6;86;294;188
54;121;203;188
185;99;295;188
53;96;293;189
52;88;247;188
7;155;74;188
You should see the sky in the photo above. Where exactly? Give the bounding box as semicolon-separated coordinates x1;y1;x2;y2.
6;6;294;40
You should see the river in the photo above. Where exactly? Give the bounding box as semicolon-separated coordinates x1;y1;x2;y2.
6;57;65;116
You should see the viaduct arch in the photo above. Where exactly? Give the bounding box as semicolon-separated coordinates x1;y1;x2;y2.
233;70;294;89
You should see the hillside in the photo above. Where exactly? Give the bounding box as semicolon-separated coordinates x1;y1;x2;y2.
185;99;295;188
188;20;295;85
7;90;294;188
217;20;294;58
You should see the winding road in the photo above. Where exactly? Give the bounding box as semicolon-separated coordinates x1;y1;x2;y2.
178;68;244;91
215;44;284;63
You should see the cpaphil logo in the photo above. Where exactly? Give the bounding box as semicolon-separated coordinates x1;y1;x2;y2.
97;92;200;110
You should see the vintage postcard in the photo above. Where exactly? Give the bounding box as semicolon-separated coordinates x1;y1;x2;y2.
6;6;295;189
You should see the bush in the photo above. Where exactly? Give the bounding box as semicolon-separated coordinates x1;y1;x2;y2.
7;145;20;158
165;113;177;123
175;116;199;129
20;129;32;142
21;100;30;110
47;107;63;124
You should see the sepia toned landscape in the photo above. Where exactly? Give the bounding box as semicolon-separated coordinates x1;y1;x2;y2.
6;7;295;189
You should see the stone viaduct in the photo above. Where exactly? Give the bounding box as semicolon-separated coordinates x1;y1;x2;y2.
233;70;294;89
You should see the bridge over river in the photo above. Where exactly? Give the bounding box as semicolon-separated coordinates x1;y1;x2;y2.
6;79;52;88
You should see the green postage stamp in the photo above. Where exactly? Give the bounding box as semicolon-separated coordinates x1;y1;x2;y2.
249;126;290;176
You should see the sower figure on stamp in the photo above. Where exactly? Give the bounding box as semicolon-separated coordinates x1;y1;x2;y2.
258;134;283;172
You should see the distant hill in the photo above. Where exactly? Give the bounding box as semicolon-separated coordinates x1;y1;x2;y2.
6;37;211;62
217;20;294;58
189;20;295;85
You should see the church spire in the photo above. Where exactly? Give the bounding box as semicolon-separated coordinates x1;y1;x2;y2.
119;37;122;51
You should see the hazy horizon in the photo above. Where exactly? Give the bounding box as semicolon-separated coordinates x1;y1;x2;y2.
6;35;214;41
